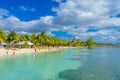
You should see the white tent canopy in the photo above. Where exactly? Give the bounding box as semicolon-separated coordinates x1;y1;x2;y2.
16;41;33;46
0;42;7;46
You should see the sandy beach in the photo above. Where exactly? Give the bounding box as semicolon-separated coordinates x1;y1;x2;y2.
0;47;68;57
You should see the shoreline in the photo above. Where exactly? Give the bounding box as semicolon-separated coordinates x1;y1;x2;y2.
0;47;71;57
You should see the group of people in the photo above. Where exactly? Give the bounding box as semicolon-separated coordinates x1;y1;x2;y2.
6;50;15;56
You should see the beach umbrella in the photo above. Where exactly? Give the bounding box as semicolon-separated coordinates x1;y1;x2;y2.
27;42;33;45
17;41;33;46
17;42;24;45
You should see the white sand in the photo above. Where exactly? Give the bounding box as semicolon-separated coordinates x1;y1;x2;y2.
0;47;68;57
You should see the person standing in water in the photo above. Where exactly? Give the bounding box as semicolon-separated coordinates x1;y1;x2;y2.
34;48;37;52
13;51;15;55
6;50;9;55
33;47;37;58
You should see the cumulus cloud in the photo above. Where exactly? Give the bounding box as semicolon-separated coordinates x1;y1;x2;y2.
0;16;55;33
52;0;120;43
0;8;55;34
1;0;120;43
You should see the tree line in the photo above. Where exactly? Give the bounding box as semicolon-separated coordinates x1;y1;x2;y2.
0;29;117;47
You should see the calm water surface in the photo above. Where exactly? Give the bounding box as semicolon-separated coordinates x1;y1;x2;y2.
0;47;120;80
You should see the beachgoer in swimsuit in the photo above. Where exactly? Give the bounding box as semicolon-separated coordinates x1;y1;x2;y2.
6;50;9;55
13;51;15;55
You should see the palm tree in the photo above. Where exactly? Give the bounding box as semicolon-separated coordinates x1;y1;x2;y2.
7;31;18;43
29;33;36;43
0;29;7;42
19;35;28;41
86;38;94;48
0;38;3;43
41;32;46;37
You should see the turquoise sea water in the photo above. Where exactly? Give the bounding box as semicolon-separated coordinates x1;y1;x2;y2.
0;47;120;80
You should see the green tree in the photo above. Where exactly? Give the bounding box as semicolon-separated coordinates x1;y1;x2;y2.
36;34;42;45
37;32;49;46
0;38;3;43
22;42;29;48
19;34;29;41
0;29;7;42
7;31;19;43
41;32;46;37
29;33;39;46
29;33;36;42
86;38;94;48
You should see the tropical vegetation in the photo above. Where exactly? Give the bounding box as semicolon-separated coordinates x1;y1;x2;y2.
0;28;117;48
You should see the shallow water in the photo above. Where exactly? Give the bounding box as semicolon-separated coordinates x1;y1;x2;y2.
0;47;120;80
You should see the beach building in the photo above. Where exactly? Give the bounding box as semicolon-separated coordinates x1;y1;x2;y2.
0;42;7;48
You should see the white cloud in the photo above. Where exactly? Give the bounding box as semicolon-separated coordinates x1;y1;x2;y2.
51;0;120;43
1;0;120;43
20;6;36;12
0;8;9;17
0;13;56;34
53;0;66;3
20;6;28;11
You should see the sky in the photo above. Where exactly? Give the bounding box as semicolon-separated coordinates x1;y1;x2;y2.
0;0;120;43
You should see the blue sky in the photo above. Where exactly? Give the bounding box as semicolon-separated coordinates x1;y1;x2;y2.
0;0;58;21
0;0;120;43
